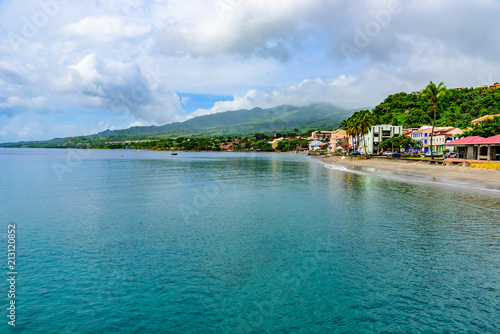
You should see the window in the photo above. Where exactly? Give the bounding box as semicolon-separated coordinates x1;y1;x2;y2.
424;140;427;144
425;133;428;137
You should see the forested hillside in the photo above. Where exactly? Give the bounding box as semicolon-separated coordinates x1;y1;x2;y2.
372;86;500;128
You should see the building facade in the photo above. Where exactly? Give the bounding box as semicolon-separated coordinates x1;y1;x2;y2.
311;131;334;141
432;128;463;153
328;129;349;152
448;135;500;161
359;125;403;154
407;126;463;153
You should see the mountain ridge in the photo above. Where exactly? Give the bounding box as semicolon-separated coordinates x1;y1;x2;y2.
1;103;359;146
91;103;355;138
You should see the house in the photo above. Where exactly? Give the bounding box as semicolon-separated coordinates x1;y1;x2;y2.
309;140;328;151
220;144;235;150
431;128;463;153
271;137;284;149
328;129;349;152
406;126;461;153
447;135;500;160
476;83;500;90
407;126;432;152
311;131;334;141
471;114;500;125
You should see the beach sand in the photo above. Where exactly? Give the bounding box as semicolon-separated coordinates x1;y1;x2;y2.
313;155;500;189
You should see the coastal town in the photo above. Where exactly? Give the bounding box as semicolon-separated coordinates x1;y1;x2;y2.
4;82;500;168
95;113;500;165
309;114;500;162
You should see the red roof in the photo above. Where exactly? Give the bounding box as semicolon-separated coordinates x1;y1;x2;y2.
447;136;485;146
472;134;500;144
446;135;500;145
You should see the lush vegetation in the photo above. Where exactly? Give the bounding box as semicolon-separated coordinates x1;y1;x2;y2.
371;85;500;129
380;135;416;151
461;117;500;138
1;132;312;152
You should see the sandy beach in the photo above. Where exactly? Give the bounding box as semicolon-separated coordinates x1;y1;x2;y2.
312;155;500;189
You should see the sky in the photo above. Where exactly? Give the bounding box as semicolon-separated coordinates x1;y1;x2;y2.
1;0;500;142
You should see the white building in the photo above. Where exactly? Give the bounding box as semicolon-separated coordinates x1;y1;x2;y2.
358;125;403;154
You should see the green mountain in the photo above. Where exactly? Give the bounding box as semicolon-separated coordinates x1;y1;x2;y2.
1;103;357;147
91;103;355;138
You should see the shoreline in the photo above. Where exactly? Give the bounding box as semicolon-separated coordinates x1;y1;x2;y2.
313;155;500;190
4;147;500;190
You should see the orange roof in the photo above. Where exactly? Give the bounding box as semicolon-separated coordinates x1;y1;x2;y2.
471;114;500;124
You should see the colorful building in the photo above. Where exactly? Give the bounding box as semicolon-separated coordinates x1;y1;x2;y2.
407;126;462;153
448;135;500;161
328;129;349;152
471;114;500;125
311;131;334;141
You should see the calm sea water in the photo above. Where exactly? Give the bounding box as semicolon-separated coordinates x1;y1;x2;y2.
1;148;499;333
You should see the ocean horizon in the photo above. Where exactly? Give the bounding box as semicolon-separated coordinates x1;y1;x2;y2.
1;148;499;333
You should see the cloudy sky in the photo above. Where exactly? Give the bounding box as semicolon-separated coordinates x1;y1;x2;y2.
1;0;500;142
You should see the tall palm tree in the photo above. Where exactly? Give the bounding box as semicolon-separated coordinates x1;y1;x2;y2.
357;110;374;156
345;113;360;152
344;110;374;154
419;81;449;159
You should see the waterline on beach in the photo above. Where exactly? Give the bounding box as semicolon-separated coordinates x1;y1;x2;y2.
317;159;500;197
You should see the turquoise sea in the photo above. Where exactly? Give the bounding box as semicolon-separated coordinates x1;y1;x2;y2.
1;148;499;333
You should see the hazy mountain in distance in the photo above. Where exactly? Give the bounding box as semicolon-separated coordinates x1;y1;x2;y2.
91;103;358;138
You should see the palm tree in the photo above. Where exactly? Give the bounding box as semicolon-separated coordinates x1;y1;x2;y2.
419;81;449;159
344;110;374;155
345;114;360;153
357;110;374;156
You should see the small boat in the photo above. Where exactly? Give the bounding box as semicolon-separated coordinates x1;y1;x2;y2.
171;152;177;156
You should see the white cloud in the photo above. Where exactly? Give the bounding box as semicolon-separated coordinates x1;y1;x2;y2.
188;90;259;118
61;16;151;43
2;0;500;142
0;95;46;110
157;0;323;59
